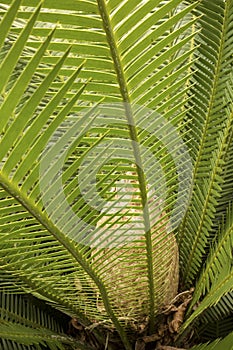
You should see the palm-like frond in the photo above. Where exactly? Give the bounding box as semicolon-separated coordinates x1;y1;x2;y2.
198;313;233;341
0;290;89;350
0;291;62;331
0;322;66;350
190;331;233;350
213;74;233;221
0;0;197;110
178;0;233;287
189;203;233;310
178;202;233;338
0;0;92;328
177;72;233;338
182;262;233;331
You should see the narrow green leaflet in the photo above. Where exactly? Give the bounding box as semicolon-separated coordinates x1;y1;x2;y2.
0;0;21;48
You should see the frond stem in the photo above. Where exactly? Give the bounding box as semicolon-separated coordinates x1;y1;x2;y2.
97;0;156;337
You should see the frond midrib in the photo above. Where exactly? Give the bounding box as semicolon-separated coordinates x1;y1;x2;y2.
97;0;155;333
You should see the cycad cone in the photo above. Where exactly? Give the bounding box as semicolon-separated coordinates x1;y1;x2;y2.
92;176;179;328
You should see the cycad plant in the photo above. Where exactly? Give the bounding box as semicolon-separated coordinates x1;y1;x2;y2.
0;0;232;349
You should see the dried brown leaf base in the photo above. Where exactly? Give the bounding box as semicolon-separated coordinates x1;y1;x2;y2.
135;288;194;350
66;288;194;350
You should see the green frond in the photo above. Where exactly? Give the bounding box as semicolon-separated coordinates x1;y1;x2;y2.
181;263;233;332
0;0;197;113
0;321;66;350
198;313;233;341
178;0;233;287
199;295;233;332
213;75;233;223
190;331;233;350
0;291;62;331
0;291;88;350
189;203;233;310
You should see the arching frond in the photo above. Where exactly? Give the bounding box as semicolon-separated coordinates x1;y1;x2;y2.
181;263;233;331
190;331;233;350
0;290;91;350
178;0;233;287
188;203;233;310
198;314;233;341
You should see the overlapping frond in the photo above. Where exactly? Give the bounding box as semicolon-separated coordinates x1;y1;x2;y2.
205;294;233;324
189;203;233;310
0;0;233;349
198;313;233;340
178;0;233;287
177;202;233;340
0;0;101;331
182;262;233;331
0;322;66;350
190;331;233;350
0;291;76;350
0;0;197;112
213;74;233;223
